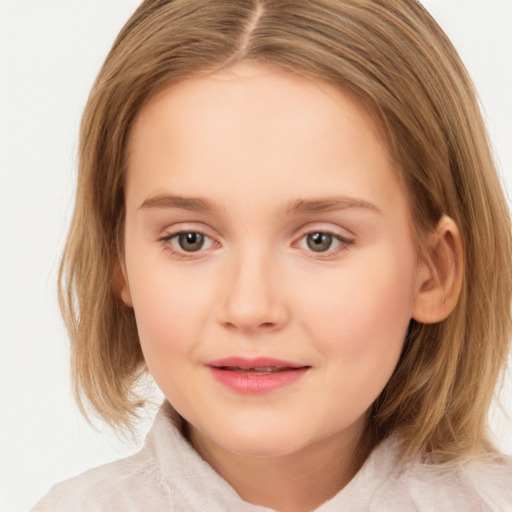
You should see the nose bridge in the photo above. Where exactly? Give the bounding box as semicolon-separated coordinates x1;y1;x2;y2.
219;240;288;331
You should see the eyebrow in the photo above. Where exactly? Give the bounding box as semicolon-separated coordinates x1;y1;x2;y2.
286;197;382;215
139;194;382;215
139;194;216;212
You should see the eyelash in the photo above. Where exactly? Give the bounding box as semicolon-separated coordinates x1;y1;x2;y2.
295;231;354;259
158;230;354;260
158;230;214;260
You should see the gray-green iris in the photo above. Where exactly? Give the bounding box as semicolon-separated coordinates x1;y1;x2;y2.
307;232;333;252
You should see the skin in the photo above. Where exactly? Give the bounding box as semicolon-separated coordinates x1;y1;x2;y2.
119;62;460;511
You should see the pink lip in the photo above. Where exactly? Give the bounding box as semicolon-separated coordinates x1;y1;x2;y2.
205;357;310;394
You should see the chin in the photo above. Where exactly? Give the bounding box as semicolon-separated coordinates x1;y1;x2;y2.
192;415;308;458
223;415;328;458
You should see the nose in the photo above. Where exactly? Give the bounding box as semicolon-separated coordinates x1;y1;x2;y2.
217;247;290;333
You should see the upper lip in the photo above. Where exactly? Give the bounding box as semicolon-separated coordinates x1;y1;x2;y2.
206;357;309;370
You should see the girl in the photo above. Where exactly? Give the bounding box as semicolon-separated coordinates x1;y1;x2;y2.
33;0;512;510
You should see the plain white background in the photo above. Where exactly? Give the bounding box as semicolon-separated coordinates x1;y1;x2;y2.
0;1;511;511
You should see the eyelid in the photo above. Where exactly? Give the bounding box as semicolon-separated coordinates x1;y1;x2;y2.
293;225;355;257
158;225;220;259
156;223;354;259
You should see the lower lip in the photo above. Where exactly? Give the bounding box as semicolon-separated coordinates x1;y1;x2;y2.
207;367;309;394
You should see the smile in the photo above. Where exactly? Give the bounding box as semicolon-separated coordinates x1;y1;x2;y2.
219;366;294;374
205;357;311;394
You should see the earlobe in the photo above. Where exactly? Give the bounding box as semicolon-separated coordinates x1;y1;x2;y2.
113;260;133;308
412;215;463;324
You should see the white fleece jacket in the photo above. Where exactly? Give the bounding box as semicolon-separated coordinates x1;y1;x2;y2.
32;402;512;511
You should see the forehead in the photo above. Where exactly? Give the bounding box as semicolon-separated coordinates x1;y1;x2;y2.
129;62;386;158
125;62;405;217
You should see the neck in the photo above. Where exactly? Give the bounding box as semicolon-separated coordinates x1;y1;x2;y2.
189;424;372;512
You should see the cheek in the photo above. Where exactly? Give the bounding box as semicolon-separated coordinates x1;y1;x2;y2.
127;265;209;363
300;249;416;368
128;278;205;411
297;256;416;423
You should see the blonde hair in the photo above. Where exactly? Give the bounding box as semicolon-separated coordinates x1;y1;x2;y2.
60;0;512;460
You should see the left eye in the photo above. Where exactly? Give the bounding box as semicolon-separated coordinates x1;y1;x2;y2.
298;232;348;253
167;231;214;252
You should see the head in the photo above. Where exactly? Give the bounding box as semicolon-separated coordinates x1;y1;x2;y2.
60;0;512;461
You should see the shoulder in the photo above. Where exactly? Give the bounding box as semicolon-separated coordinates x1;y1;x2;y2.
30;447;171;512
29;402;256;512
366;439;512;511
405;455;512;509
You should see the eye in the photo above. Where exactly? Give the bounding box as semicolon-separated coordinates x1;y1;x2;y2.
297;231;352;253
162;231;215;253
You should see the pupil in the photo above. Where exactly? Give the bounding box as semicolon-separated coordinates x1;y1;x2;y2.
178;232;204;252
307;232;332;252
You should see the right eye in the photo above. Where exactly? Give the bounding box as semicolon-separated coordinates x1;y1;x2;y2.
161;231;215;253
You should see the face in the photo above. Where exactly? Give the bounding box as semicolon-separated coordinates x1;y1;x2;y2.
121;62;423;460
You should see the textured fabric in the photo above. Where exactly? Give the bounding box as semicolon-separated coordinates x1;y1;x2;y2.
32;402;512;511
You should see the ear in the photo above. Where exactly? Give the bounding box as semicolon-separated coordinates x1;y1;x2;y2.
412;215;463;323
113;259;133;308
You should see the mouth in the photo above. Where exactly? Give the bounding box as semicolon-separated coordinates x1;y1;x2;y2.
205;357;311;394
215;365;301;374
